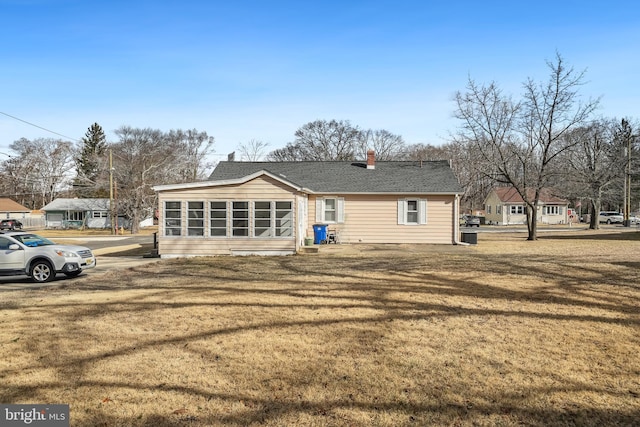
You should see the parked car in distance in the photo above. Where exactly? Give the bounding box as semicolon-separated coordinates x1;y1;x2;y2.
0;231;96;283
0;219;23;230
598;211;624;224
463;215;481;227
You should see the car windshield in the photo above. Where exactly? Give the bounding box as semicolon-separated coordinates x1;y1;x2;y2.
12;234;55;247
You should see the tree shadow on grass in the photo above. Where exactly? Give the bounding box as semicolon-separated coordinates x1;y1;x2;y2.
2;248;639;426
539;231;640;241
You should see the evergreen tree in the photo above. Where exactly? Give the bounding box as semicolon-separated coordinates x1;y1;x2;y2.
74;123;107;197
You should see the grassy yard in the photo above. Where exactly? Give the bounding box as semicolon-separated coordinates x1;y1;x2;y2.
0;229;639;426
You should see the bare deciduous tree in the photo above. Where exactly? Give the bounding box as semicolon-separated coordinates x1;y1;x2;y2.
454;53;599;240
166;129;215;181
267;119;362;161
1;138;74;208
238;139;270;161
111;126;214;233
559;119;624;229
356;129;405;160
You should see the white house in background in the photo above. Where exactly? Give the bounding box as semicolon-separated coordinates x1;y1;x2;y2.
41;198;112;229
41;198;155;229
484;187;570;225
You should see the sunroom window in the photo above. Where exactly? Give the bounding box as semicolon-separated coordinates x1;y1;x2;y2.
254;201;272;237
232;202;249;237
187;201;204;236
164;201;182;236
210;201;227;237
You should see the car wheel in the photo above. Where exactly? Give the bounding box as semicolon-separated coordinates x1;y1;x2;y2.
64;270;82;278
30;260;54;283
606;219;612;224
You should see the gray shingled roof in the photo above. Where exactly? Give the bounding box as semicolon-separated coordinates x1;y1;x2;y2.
41;198;110;211
209;160;463;194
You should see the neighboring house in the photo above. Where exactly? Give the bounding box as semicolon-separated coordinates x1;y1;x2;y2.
0;198;31;219
41;198;115;229
484;187;569;225
152;152;464;257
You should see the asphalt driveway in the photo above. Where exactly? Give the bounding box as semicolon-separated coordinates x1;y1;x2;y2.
0;234;161;291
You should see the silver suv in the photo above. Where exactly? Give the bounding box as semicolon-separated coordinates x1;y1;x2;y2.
0;232;96;283
598;211;624;224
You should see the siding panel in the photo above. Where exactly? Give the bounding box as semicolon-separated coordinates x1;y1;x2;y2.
308;194;455;244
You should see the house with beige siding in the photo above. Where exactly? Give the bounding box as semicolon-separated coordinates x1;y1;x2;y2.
484;187;569;225
152;152;464;257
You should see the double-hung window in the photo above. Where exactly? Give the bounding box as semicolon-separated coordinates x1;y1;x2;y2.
324;198;336;222
510;205;524;215
164;201;182;236
398;199;427;225
544;206;560;215
316;197;344;223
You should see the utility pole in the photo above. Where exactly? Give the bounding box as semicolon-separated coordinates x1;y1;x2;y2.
621;119;633;227
109;149;115;235
626;131;632;226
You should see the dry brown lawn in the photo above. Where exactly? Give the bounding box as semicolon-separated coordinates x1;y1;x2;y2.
1;229;639;426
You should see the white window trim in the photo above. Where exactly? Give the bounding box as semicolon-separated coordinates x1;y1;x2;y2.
543;205;561;215
510;205;524;215
163;200;182;237
253;201;273;238
275;201;294;238
315;197;345;224
209;200;229;238
398;199;427;225
252;201;294;239
231;201;250;238
186;201;205;237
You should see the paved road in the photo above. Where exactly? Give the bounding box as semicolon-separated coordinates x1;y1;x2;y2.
460;224;639;233
0;234;162;291
53;234;156;251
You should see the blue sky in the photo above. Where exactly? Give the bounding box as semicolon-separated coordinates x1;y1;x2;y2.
1;0;639;159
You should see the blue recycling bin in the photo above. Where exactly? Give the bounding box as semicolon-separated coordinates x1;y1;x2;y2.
313;224;328;244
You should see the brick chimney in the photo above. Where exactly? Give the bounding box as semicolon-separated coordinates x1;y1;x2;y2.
367;150;375;170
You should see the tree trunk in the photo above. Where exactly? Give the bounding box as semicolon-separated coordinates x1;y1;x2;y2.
589;198;601;230
526;203;538;241
129;212;138;234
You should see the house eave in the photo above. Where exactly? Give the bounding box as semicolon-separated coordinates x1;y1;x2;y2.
308;191;462;196
153;170;306;193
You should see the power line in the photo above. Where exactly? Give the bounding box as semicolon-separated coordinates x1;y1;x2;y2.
0;111;79;142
